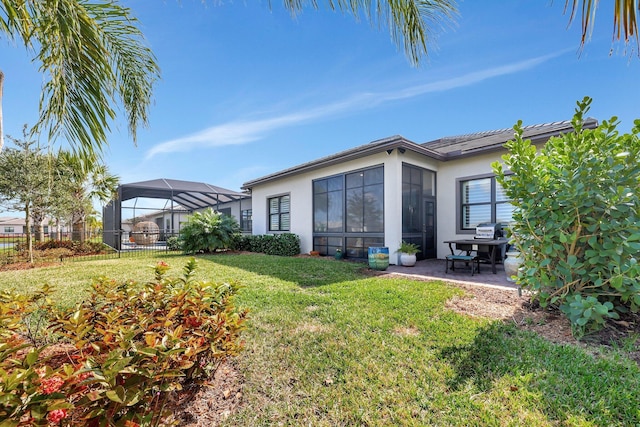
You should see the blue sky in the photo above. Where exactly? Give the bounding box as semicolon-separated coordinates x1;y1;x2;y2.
2;1;639;206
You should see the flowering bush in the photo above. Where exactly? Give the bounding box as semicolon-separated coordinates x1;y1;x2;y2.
0;258;248;426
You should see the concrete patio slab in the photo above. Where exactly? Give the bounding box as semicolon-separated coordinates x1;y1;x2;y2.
383;258;520;291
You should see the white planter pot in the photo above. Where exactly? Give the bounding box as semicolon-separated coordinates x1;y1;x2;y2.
399;253;417;267
504;251;523;282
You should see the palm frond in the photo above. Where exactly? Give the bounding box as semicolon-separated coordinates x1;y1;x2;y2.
1;0;160;161
565;0;639;50
281;0;457;65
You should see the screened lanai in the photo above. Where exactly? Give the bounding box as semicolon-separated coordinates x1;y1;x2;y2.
102;178;251;250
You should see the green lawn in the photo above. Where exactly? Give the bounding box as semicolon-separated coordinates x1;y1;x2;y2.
1;253;639;426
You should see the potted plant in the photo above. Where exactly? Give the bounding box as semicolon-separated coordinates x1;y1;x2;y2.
396;241;420;267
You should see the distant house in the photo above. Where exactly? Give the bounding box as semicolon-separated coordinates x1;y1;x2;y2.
0;217;69;236
242;119;598;264
121;205;191;241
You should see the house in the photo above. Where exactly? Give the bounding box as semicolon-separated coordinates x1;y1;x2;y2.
242;119;598;264
121;206;191;241
0;216;70;236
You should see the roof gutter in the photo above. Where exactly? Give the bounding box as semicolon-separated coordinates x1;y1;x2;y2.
241;137;445;190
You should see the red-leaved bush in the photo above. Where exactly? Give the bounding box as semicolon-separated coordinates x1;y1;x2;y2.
0;258;248;426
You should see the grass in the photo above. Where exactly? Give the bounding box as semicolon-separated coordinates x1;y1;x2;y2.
1;253;639;426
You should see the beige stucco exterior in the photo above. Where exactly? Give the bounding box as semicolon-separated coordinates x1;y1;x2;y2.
436;150;509;258
249;148;448;264
243;120;594;264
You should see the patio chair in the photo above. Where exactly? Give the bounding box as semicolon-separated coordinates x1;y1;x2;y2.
445;253;480;276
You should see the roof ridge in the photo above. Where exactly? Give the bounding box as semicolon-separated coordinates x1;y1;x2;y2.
433;118;598;143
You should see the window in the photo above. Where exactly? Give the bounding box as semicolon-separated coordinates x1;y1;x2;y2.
3;227;14;233
345;167;384;233
313;176;343;232
269;195;290;231
459;175;513;231
312;165;384;257
241;209;252;232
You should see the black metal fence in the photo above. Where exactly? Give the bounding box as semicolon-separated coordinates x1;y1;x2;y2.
0;230;180;265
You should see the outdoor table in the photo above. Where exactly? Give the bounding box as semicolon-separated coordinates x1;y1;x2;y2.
443;238;508;274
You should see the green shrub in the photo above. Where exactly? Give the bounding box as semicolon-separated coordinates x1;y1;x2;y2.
166;235;182;251
0;258;248;426
180;208;240;254
237;233;300;256
493;97;640;336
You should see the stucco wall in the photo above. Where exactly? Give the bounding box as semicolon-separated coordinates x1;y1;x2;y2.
436;150;508;258
248;146;507;261
249;149;432;262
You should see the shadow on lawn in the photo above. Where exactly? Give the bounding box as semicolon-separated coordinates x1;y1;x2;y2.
438;321;640;425
194;252;369;287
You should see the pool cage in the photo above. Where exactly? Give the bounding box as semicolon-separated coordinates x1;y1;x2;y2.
103;178;251;251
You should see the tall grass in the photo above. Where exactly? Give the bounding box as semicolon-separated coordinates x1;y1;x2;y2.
0;253;638;426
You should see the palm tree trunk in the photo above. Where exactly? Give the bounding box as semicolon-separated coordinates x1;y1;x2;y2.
55;218;62;240
35;223;45;242
32;211;46;242
72;219;86;242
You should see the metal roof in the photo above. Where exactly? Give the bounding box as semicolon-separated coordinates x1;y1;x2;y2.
118;178;249;211
422;118;599;157
242;118;599;189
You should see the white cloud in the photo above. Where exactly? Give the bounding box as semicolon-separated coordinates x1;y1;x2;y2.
146;52;562;159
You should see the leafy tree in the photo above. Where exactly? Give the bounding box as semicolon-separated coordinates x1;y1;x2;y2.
0;127;56;261
56;151;119;242
0;70;3;151
493;97;640;336
180;208;240;254
0;0;160;159
85;214;103;239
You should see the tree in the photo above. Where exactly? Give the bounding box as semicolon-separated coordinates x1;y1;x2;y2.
0;0;461;161
86;214;103;239
2;0;634;168
282;0;457;66
493;97;640;337
0;127;56;262
566;0;639;52
0;0;160;160
56;151;119;242
0;70;4;152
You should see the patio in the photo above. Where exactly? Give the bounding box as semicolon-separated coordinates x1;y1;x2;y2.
384;258;519;291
